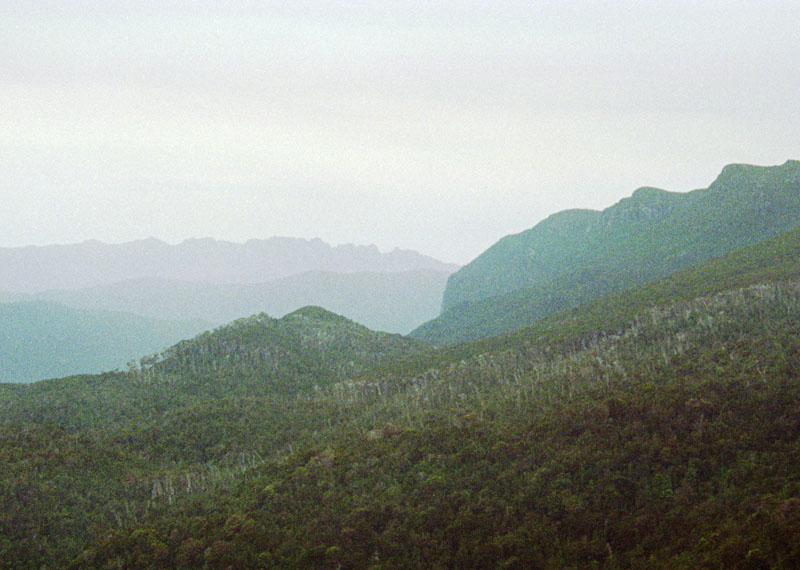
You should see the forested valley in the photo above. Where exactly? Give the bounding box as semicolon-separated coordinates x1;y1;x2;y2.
1;222;800;568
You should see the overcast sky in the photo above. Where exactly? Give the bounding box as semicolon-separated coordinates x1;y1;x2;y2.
2;1;799;263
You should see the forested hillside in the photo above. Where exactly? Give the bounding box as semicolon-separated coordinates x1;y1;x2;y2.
66;283;800;569
414;160;800;345
136;306;428;393
0;308;427;568
2;225;799;568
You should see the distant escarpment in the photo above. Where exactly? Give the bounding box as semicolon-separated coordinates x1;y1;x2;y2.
414;160;800;344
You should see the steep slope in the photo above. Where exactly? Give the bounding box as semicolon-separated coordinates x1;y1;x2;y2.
0;301;209;383
415;159;800;344
35;269;452;334
0;237;458;292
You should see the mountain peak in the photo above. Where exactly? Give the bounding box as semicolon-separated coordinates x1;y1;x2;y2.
601;186;681;224
631;186;670;200
536;208;599;232
282;305;349;323
710;159;800;191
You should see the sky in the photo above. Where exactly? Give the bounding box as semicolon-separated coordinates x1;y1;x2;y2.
2;1;799;264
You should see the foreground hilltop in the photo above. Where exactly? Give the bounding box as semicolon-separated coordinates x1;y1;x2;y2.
0;305;426;567
413;160;800;345
140;305;427;393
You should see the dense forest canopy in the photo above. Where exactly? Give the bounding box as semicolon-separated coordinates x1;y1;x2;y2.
2;219;800;568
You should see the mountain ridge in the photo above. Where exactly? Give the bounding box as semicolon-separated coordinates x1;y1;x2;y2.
0;236;459;293
422;159;800;344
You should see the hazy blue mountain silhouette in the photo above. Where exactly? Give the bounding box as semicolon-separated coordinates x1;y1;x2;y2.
0;237;458;292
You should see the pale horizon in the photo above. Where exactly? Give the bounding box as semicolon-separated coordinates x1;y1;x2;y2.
3;2;799;264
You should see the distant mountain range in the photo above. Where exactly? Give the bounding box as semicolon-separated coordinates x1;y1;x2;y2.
0;236;458;292
412;159;800;344
0;237;457;382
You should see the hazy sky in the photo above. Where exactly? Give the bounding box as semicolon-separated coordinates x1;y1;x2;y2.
3;1;799;263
